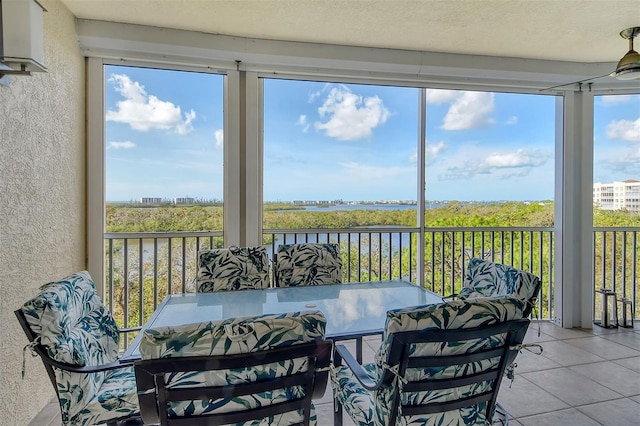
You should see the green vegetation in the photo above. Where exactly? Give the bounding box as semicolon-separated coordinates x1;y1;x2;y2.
106;201;569;233
105;202;639;340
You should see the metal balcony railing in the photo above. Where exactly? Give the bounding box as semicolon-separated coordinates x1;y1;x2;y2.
593;227;639;322
103;226;638;347
264;226;555;320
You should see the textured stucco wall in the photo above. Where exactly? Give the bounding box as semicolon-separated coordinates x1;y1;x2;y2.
0;0;85;424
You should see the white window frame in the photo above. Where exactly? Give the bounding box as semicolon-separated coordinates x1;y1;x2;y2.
83;20;637;328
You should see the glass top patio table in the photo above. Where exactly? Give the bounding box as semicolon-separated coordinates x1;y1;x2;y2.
120;280;443;362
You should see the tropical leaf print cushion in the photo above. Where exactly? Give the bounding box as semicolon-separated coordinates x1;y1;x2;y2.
275;243;343;286
20;271;138;425
460;257;541;314
332;297;526;426
139;310;327;423
197;246;270;292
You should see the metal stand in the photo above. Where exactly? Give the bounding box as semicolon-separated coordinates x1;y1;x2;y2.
594;288;618;328
620;298;634;328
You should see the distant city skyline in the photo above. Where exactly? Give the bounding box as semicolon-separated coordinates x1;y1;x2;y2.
104;65;639;203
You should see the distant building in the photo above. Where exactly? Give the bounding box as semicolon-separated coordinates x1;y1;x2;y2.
140;197;162;204
174;197;195;204
593;180;640;213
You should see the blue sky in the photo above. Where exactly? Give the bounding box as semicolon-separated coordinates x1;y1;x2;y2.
105;65;639;202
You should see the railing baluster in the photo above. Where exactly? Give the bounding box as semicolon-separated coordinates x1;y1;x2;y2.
138;238;143;329
167;238;172;294
103;227;637;324
181;238;187;293
123;238;129;343
612;232;617;292
398;230;403;280
153;238;158;309
108;239;114;314
358;232;362;282
368;232;372;281
632;231;637;305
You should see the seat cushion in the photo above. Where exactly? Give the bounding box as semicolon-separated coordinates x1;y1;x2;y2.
275;243;342;286
459;258;541;313
67;366;139;426
21;271;120;367
197;246;270;292
332;363;378;426
139;310;326;421
20;271;135;424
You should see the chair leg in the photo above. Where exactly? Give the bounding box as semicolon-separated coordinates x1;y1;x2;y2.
334;401;343;426
493;402;509;425
356;337;363;363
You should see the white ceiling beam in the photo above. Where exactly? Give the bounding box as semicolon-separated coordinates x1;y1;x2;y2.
77;20;637;91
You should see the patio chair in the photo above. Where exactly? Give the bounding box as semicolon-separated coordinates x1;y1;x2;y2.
196;245;270;292
134;310;331;425
332;296;530;426
15;271;140;426
272;243;363;361
459;258;542;318
273;243;343;287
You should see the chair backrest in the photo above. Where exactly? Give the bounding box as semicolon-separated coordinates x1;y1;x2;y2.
274;243;343;287
459;257;542;317
134;310;331;426
373;297;529;426
16;271;122;424
196;246;269;292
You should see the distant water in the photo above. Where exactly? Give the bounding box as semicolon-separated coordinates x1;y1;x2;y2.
276;203;420;212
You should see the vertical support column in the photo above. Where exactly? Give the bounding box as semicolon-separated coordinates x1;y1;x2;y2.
416;88;427;286
86;57;106;294
224;70;242;247
244;72;263;247
555;89;594;328
224;69;262;247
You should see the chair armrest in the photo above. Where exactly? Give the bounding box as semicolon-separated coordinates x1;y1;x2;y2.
33;344;128;373
334;344;382;391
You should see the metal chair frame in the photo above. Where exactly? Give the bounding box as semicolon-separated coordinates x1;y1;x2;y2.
15;309;141;426
134;339;332;426
333;319;530;426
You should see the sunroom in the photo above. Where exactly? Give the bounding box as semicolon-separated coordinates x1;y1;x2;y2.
2;1;639;425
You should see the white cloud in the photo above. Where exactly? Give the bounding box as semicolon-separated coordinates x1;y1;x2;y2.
339;162;412;180
598;146;640;175
175;110;196;135
426;90;459;104
444;148;550;179
214;129;224;149
108;141;136;149
297;114;310;132
315;86;389;140
106;74;196;134
483;149;547;168
505;116;518;125
607;117;640;142
427;89;495;130
308;83;331;103
408;141;447;163
427;141;447;158
601;95;634;105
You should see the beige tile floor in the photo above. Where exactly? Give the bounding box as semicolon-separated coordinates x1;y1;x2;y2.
30;322;640;426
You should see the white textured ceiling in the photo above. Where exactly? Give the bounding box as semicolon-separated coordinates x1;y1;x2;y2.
61;0;639;64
